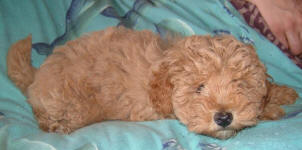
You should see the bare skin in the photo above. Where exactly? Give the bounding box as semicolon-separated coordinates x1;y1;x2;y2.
248;0;302;57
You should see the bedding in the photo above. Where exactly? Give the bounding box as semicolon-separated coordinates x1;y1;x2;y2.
0;0;301;150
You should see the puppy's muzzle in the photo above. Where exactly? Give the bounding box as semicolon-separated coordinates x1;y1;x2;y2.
214;112;233;128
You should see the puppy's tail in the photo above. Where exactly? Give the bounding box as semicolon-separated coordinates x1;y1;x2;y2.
7;35;36;95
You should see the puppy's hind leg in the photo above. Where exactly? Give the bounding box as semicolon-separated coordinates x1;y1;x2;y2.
28;72;104;133
30;90;104;134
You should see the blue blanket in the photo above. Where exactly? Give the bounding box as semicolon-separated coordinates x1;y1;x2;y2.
0;0;301;150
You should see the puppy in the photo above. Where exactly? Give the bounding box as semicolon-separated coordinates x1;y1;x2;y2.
7;27;298;139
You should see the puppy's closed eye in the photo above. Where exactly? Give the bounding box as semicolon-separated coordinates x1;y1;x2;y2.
196;84;204;93
232;79;249;89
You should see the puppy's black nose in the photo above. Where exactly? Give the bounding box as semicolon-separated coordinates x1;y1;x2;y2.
214;112;233;128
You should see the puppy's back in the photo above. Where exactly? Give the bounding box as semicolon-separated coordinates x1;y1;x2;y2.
27;27;168;131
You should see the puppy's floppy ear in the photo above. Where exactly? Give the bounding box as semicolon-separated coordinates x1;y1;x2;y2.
149;61;174;118
259;78;298;120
